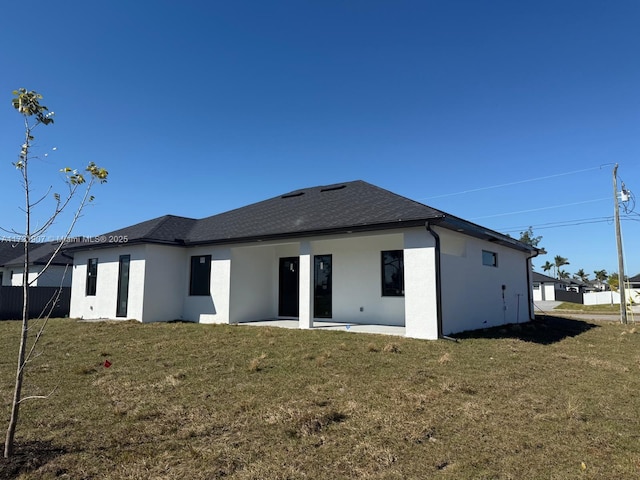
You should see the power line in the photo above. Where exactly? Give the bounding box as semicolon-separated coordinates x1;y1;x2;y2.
421;166;606;200
470;197;609;220
497;213;640;233
499;216;616;233
498;216;614;231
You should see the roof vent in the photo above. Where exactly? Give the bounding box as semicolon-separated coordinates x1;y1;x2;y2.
320;185;346;192
281;192;305;199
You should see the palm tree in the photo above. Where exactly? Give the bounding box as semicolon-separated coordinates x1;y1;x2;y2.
574;268;589;283
542;261;553;275
558;269;570;280
553;255;570;279
593;269;608;291
594;269;608;282
593;270;609;290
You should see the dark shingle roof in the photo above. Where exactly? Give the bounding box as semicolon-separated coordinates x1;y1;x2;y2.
0;241;23;265
67;180;535;253
187;181;443;242
95;215;197;244
2;241;73;267
531;271;574;285
532;272;559;283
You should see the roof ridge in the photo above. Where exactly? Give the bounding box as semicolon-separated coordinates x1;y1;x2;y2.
144;214;197;240
358;180;440;211
161;213;198;221
199;180;367;221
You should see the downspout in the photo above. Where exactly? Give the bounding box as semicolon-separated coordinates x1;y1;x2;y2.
425;219;446;339
526;249;541;321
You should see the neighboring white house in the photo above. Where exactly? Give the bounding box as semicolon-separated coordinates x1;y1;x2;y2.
0;241;72;287
67;181;538;339
628;274;640;305
532;271;563;301
0;241;74;320
531;271;588;304
628;274;640;289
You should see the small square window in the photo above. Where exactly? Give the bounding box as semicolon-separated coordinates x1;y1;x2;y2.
482;250;498;267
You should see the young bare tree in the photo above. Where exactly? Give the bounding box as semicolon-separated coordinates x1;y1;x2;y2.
3;89;108;458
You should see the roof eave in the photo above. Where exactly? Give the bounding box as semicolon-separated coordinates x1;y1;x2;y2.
63;237;187;253
184;219;430;246
60;217;536;254
435;215;537;253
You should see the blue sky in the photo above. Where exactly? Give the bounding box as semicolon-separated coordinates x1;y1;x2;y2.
1;0;638;279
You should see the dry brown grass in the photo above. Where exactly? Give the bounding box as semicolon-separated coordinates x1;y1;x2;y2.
1;316;640;479
247;353;267;372
382;342;401;353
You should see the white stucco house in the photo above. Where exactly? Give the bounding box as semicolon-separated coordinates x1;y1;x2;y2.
531;271;565;301
67;181;538;339
0;241;73;287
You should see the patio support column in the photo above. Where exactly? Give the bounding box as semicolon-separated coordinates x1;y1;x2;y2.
213;248;232;324
299;241;313;329
404;230;439;339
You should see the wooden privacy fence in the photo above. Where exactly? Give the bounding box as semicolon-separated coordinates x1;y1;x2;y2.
0;286;71;320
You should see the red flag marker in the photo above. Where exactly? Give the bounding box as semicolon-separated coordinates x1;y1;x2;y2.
104;360;112;368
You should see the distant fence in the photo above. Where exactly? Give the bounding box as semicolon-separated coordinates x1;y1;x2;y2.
584;289;640;306
555;289;583;304
0;286;71;320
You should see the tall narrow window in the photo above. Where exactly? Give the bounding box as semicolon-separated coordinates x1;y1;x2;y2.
190;255;211;296
314;255;332;318
116;255;130;317
381;250;404;296
86;258;98;296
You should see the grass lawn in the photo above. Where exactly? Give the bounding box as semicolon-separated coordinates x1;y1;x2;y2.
1;317;640;479
554;302;630;313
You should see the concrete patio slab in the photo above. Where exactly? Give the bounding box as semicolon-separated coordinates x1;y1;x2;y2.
238;319;405;336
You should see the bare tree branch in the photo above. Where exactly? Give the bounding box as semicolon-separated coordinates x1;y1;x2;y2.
4;88;108;459
17;386;59;405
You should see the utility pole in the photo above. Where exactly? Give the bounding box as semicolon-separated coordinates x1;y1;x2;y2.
613;164;627;324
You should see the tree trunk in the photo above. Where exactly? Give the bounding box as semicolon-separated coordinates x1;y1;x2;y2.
4;164;31;458
4;89;105;458
4;312;28;458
